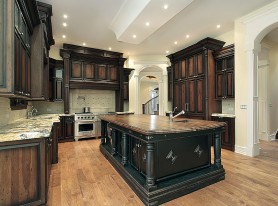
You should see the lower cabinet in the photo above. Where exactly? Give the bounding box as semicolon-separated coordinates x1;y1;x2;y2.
58;115;75;142
211;116;235;151
0;138;48;205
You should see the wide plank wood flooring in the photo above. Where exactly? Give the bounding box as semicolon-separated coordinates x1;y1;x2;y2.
47;139;278;206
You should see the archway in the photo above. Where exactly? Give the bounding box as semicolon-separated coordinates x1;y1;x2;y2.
137;66;167;115
235;1;278;156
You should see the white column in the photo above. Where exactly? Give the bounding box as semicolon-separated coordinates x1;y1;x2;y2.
246;48;260;157
134;74;140;114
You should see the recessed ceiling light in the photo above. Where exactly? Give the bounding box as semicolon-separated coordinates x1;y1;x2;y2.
62;22;67;27
62;35;66;38
186;34;190;38
63;14;68;19
133;34;137;38
166;50;169;54
164;4;168;10
82;43;86;46
145;22;150;27
174;41;178;45
109;47;112;50
217;24;221;29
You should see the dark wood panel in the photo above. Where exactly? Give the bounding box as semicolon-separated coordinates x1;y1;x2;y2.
196;53;203;76
216;73;224;99
84;63;95;79
196;78;204;113
109;66;118;81
188;80;195;112
98;65;107;80
0;139;46;206
188;57;194;78
226;70;234;98
71;62;82;79
181;60;186;78
174;62;179;80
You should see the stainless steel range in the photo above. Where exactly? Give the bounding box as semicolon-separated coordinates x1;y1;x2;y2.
74;113;101;141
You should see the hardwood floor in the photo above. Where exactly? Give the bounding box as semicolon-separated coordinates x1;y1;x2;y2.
47;139;278;206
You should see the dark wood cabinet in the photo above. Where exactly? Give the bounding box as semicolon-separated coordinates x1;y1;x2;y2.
59;115;75;142
211;116;235;151
14;0;32;97
0;138;47;205
123;68;133;101
49;58;63;101
51;122;60;164
168;37;224;120
0;0;54;101
167;66;172;101
214;44;234;99
60;44;127;113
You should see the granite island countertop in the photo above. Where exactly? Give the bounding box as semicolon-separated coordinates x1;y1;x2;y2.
0;114;63;143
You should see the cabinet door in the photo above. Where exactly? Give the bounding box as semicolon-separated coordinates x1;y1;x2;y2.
196;53;204;76
181;60;186;79
71;61;83;79
211;116;235;151
123;82;129;100
109;66;118;81
64;117;75;140
83;63;95;80
98;65;108;80
226;70;234;98
216;72;224;99
187;57;194;78
173;62;180;81
173;82;181;111
53;79;63;101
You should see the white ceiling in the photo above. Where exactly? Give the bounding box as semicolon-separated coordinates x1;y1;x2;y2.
39;0;276;56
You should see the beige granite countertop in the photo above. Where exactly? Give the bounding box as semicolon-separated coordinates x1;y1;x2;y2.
0;114;62;143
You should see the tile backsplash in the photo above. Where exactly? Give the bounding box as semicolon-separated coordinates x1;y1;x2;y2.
222;99;235;114
0;97;27;126
70;89;115;113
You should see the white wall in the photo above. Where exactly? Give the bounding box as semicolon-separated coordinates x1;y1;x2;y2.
234;0;278;156
268;40;278;137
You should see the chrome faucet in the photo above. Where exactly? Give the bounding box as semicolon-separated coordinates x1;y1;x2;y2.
27;106;38;118
171;110;185;121
169;107;177;120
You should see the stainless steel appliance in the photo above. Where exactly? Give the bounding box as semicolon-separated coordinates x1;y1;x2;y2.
74;113;101;141
83;107;90;113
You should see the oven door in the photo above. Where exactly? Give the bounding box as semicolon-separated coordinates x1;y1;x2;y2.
75;121;97;139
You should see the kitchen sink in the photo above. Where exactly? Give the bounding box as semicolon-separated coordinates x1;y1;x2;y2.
174;119;190;123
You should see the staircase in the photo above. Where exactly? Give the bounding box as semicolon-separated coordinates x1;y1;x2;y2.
142;95;159;115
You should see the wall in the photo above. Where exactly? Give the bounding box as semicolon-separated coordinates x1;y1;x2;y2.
69;89;115;113
0;97;29;126
140;81;158;108
32;101;64;115
268;40;278;137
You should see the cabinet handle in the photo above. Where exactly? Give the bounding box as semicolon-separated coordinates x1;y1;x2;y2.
20;32;24;36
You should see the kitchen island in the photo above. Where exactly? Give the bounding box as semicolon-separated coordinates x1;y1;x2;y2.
99;114;226;206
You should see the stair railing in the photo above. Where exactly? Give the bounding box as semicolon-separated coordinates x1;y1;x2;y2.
142;95;159;115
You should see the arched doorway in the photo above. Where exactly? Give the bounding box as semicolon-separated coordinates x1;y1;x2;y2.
235;1;278;156
138;66;166;115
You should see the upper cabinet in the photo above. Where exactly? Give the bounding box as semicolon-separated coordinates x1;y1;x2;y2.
0;0;40;97
214;44;235;99
167;37;225;120
0;0;54;100
49;58;63;102
60;44;127;113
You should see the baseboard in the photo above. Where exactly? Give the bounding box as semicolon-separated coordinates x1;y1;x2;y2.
234;145;247;155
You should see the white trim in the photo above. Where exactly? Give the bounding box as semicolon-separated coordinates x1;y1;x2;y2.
234;145;247;155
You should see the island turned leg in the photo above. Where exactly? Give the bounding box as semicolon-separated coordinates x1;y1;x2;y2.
146;142;156;190
121;133;128;165
111;128;116;155
214;132;222;168
101;121;106;144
